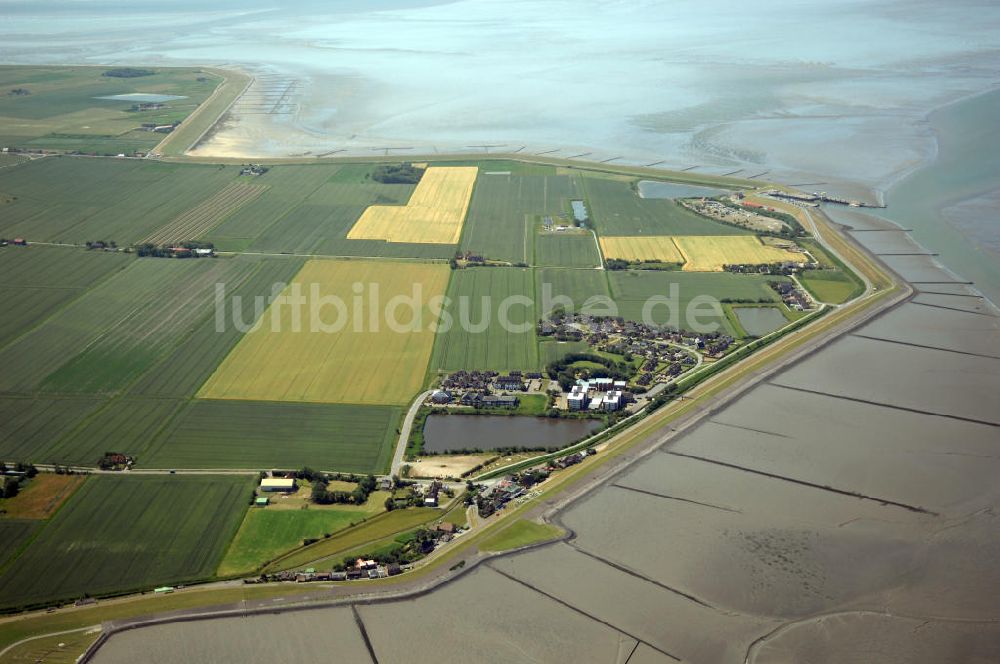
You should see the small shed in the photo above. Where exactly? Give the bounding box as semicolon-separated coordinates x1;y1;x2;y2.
254;496;269;507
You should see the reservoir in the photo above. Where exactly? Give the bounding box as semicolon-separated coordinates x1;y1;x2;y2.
733;306;787;337
637;181;730;199
422;414;604;453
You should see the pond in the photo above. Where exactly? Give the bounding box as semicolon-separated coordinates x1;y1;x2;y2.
95;93;188;102
733;306;788;337
422;414;604;453
571;200;588;223
637;180;730;199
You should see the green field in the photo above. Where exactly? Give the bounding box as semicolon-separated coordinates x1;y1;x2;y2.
428;267;540;372
582;177;747;236
535;267;613;318
0;245;131;347
799;269;863;303
0;157;240;243
0;521;38;573
478;519;563;552
460;173;579;263
0;65;222;155
0;396;106;463
534;232;601;268
148;400;401;473
219;508;375;576
607;270;786;335
0;475;252;610
270;507;441;572
0;256;255;394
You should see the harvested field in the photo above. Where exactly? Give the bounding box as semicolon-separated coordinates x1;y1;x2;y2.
346;167;477;244
0;473;86;520
142;182;267;245
0;475;252;610
673;235;809;271
599;236;684;264
199;259;449;405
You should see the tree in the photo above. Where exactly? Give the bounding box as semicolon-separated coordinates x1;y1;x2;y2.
3;479;19;499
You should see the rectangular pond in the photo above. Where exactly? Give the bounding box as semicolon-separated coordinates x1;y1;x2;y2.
638;180;731;199
422;414;604;453
733;306;788;337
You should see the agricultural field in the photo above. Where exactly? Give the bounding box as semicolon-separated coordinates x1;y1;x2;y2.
607;271;787;335
0;157;239;244
599;236;685;264
535;267;613;318
55;397;185;466
0;475;253;610
0;396;106;463
0;245;131;347
582;177;747;236
148;400;401;473
0;256;257;394
0;65;222;155
127;256;306;398
142;181;267;245
219;498;388;576
347;167;477;244
460;173;579;263
534;232;602;268
673;235;809;271
428;267;539;372
0;521;37;572
0;473;86;520
199;259;449;405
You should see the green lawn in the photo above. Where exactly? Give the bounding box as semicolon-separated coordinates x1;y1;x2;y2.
0;475;253;610
218;508;376;576
0;65;222;155
799;269;863;304
269;507;441;572
478;519;563;552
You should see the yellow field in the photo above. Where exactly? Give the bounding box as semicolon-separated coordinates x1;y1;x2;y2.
673;235;808;271
599;236;685;263
347;166;478;244
198;259;450;405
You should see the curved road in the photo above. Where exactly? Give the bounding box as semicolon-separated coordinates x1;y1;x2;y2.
390;390;433;478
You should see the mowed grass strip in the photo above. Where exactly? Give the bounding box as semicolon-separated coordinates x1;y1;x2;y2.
142;181;268;245
0;475;253;610
199;259;449;405
148;400;400;473
347;167;477;244
599;236;685;264
673;235;808;271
